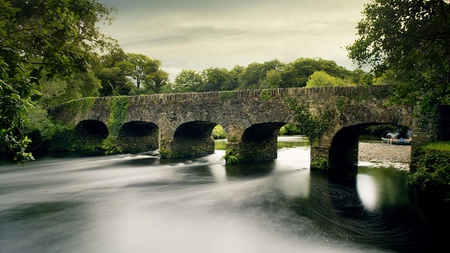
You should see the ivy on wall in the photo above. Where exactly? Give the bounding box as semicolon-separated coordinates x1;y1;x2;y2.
103;96;129;154
285;96;333;147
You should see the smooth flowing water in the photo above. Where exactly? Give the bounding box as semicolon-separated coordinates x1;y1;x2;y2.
0;137;446;253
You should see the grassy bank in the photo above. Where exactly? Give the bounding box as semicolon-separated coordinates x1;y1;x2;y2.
422;142;450;151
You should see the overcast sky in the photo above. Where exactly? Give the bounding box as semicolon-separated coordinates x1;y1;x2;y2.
98;0;369;80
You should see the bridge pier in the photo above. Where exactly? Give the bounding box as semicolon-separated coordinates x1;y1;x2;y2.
224;122;284;164
226;138;279;164
116;121;159;153
160;137;216;158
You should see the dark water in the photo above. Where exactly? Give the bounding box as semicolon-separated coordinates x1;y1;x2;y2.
0;137;447;253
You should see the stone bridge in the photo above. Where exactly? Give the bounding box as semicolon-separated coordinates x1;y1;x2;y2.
51;85;425;171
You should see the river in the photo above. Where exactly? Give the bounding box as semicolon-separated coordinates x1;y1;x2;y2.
0;137;447;253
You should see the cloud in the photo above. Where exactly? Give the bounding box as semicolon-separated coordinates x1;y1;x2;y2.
99;0;368;79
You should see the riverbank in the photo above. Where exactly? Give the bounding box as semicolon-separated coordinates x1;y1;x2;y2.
358;142;411;163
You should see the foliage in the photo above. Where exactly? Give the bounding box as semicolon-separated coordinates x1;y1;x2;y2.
159;138;171;158
347;0;450;132
279;124;301;136
200;67;238;92
95;48;136;96
305;71;348;87
103;96;128;154
423;142;450;151
0;0;114;163
39;72;101;108
173;70;203;92
211;125;226;139
285;96;333;147
266;58;354;88
408;146;450;205
224;148;240;164
168;58;368;93
22;105;73;153
258;89;272;101
238;60;283;89
310;158;330;170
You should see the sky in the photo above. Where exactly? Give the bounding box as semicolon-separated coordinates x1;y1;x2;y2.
98;0;370;80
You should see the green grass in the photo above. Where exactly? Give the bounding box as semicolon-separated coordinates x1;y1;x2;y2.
423;142;450;151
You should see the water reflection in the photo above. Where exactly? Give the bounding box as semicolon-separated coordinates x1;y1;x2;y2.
0;142;445;253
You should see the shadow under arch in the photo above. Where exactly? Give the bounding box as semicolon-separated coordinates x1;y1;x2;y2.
329;123;411;173
74;120;108;150
171;121;218;157
117;121;159;153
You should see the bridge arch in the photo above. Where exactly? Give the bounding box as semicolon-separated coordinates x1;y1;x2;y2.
328;123;412;171
117;121;159;153
169;121;218;158
74;120;108;150
237;122;288;163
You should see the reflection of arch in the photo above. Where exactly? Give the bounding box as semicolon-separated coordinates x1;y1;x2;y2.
117;121;159;153
75;120;108;150
329;123;411;171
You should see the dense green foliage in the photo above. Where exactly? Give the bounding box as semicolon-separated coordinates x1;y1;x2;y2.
0;0;114;163
347;0;450;132
408;144;450;205
167;58;368;93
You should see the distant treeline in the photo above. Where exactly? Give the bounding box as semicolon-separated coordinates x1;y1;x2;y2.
39;48;375;109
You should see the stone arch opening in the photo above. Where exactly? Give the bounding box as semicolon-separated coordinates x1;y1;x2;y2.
75;120;109;150
329;123;412;171
117;121;159;153
171;121;218;157
239;122;287;163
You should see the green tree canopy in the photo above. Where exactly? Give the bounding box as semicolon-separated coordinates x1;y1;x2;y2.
305;71;347;88
266;58;351;88
0;0;114;162
347;0;450;133
126;53;169;93
173;70;203;93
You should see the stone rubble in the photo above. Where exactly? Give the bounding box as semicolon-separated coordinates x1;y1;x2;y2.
358;142;411;163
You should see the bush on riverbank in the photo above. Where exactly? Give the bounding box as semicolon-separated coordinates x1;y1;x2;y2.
408;142;450;206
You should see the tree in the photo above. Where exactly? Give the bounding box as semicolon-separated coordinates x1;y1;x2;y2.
173;70;203;92
39;72;101;108
96;48;136;96
0;0;114;162
238;60;283;89
144;68;169;94
305;71;347;87
266;58;351;88
347;0;450;136
200;68;232;92
126;53;167;92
